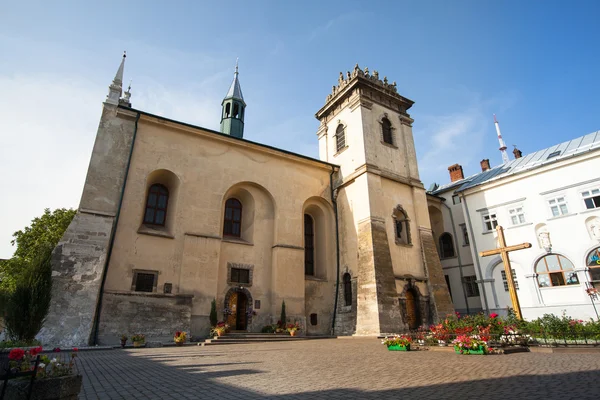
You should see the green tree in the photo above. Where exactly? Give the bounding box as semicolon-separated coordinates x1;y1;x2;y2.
280;300;286;327
5;243;53;342
0;208;75;293
210;298;218;327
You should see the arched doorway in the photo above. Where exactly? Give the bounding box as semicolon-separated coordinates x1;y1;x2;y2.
224;288;253;331
405;288;421;330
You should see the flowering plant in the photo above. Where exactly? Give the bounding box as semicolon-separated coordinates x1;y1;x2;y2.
500;327;531;346
211;321;230;336
452;335;488;354
174;331;187;344
381;335;412;347
131;334;145;343
430;324;449;342
286;323;300;333
120;334;128;342
8;347;78;379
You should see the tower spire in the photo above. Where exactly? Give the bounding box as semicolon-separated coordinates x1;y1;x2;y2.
220;60;246;138
493;114;510;164
106;51;126;105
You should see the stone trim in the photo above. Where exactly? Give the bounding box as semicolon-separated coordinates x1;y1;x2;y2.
184;232;221;240
333;145;349;157
476;197;527;213
304;275;328;282
272;244;304;250
130;269;159;292
137;226;175;239
539;176;600;196
79;208;116;218
104;289;193;299
227;262;254;286
223;287;254;326
222;237;254;246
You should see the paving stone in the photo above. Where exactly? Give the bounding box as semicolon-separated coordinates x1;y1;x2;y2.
75;339;600;399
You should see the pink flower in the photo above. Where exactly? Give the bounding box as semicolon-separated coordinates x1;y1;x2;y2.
490;313;499;318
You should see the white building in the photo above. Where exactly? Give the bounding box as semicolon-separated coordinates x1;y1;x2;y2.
428;131;600;320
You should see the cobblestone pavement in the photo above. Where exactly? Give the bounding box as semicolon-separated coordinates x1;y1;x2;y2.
76;339;600;399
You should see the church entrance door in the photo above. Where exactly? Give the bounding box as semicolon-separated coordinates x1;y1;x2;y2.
226;291;248;330
405;288;421;330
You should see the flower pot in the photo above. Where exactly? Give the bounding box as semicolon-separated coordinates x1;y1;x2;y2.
454;345;487;355
133;341;145;348
387;344;410;351
3;374;82;400
417;340;425;346
216;331;224;337
289;331;297;337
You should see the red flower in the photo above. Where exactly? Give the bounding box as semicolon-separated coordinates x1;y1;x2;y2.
73;348;78;352
29;346;43;357
9;348;25;360
490;313;499;318
53;347;61;352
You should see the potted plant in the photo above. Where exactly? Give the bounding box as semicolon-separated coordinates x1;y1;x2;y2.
131;333;146;347
5;347;82;399
174;331;187;346
452;335;488;355
211;322;229;337
120;334;128;348
382;335;412;351
286;322;300;337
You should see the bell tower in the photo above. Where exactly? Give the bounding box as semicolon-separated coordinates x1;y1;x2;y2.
316;65;454;335
220;61;246;138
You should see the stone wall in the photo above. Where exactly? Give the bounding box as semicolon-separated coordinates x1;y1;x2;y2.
97;291;193;344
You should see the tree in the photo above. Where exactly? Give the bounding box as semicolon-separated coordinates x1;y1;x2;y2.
210;298;218;327
0;208;75;293
280;300;286;327
5;243;53;341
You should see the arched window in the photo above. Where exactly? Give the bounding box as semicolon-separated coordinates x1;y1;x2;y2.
586;247;600;282
439;233;455;258
143;184;169;226
233;103;239;118
343;273;352;306
225;103;231;118
392;205;411;246
535;254;579;287
382;117;393;145
335;124;346;153
304;214;315;276
223;198;243;237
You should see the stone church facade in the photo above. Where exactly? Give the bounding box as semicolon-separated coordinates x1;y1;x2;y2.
38;56;453;346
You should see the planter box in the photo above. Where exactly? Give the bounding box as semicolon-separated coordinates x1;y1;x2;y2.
387;344;410;351
2;375;82;400
454;345;486;355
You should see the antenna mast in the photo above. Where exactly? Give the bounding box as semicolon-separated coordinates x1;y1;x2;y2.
494;114;510;164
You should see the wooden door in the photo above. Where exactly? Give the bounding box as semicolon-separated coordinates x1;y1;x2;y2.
236;293;248;331
227;292;238;328
405;289;419;330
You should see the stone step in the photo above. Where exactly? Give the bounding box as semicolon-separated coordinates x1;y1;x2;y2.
202;335;335;346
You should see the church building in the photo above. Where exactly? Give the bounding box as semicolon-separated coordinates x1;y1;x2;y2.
39;55;453;346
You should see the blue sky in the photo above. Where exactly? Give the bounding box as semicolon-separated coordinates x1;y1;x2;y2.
1;0;599;257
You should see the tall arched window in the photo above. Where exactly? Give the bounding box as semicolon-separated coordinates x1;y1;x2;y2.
343;273;352;306
382;117;393;145
535;254;579;287
393;205;411;246
143;184;169;226
225;103;231;118
233;103;239;118
586;247;600;282
223;198;243;237
335;124;346;153
304;214;315;276
439;233;455;258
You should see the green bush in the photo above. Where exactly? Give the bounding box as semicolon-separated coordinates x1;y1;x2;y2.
0;339;42;349
209;298;218;327
261;325;275;333
5;244;53;342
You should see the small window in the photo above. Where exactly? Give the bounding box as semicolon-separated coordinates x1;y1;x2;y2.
310;313;318;326
581;188;600;210
445;275;453;300
463;275;480;297
335;124;346;153
500;269;519;292
143;184;169;226
381;117;393;145
393;206;411;246
223;198;243;237
343;273;352;306
225;102;231;118
460;224;469;246
439;233;455;258
163;283;172;294
586;247;600;282
535;254;579;287
547;150;561;159
304;214;315;276
452;195;461;205
231;268;250;284
132;270;158;293
508;206;526;226
482;213;498;232
548;197;568;217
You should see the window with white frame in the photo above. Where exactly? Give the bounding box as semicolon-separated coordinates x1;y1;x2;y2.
548;196;569;217
508;205;526;225
463;275;480;297
581;188;600;210
500;269;519;291
482;213;498;232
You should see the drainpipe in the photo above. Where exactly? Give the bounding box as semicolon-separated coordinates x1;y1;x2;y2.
91;111;140;345
330;166;341;335
460;193;490;314
440;200;470;315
